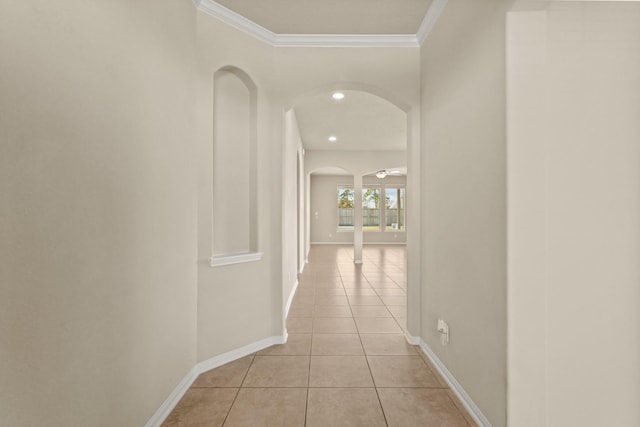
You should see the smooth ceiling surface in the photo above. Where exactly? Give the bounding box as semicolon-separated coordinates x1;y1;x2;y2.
294;90;406;152
214;0;434;34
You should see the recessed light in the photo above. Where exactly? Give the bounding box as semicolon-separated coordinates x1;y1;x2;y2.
328;136;337;143
332;92;345;100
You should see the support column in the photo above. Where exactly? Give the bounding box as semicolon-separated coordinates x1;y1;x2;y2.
353;175;363;264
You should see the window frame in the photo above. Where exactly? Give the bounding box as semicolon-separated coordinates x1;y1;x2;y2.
335;183;406;233
337;185;355;231
362;185;382;232
383;185;406;232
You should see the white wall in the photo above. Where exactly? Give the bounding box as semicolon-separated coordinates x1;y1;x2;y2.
420;0;510;425
507;3;640;426
0;1;198;426
310;175;407;244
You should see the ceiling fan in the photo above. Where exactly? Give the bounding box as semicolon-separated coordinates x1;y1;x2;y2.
375;169;403;179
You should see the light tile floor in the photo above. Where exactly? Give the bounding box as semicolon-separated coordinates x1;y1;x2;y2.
164;245;477;426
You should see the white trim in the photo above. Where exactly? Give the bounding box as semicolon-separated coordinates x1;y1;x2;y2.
284;279;300;319
196;334;287;374
145;334;288;427
210;252;263;267
196;0;277;45
196;0;423;48
143;365;198;427
416;0;449;44
417;338;493;427
405;334;421;346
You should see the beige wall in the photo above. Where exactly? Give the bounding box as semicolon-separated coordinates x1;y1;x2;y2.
420;0;510;425
0;1;198;426
195;11;283;361
507;3;640;426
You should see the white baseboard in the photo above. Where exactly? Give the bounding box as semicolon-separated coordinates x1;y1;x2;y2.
405;334;420;345
144;334;287;427
196;335;287;374
143;365;198;427
284;279;299;319
416;337;492;427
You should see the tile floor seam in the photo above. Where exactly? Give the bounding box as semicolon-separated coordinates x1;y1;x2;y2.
444;393;474;426
220;353;255;427
358;317;390;427
303;386;309;427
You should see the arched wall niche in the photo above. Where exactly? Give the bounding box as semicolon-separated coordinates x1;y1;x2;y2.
211;66;260;265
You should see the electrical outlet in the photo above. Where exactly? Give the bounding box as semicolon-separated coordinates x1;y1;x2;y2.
437;319;449;345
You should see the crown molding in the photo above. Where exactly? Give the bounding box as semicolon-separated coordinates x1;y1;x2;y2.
195;0;445;48
195;0;277;45
417;0;449;44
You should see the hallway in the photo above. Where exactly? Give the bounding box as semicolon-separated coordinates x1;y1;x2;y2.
164;245;475;426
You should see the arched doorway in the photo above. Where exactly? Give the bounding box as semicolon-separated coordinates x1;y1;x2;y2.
282;85;419;338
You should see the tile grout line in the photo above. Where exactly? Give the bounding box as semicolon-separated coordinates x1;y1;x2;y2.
290;273;314;427
443;392;475;427
220;353;256;427
360;248;406;426
350;281;390;426
304;267;317;427
356;311;390;427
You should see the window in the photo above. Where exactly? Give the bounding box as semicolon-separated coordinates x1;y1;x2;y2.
336;184;406;232
385;187;405;231
337;186;354;230
362;187;381;230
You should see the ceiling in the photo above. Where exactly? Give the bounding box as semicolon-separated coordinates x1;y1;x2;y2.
214;0;434;35
206;1;414;160
294;90;406;152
